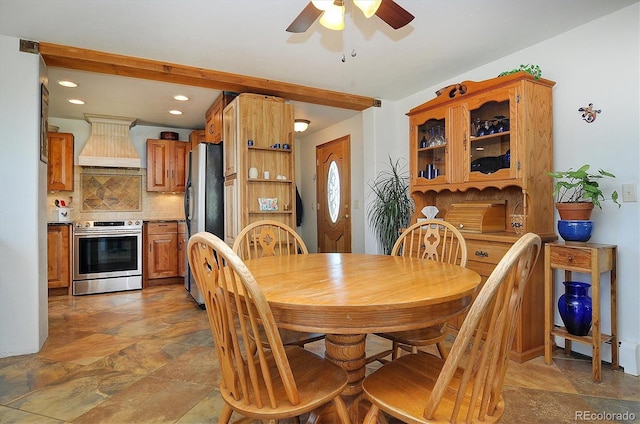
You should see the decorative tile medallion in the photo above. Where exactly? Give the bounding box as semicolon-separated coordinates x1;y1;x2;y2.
81;174;142;211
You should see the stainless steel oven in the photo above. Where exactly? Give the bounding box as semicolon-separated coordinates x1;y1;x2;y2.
73;219;143;295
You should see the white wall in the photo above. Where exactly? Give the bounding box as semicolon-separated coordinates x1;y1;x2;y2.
0;35;48;356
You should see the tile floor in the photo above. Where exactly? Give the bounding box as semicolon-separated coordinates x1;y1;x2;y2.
0;285;638;423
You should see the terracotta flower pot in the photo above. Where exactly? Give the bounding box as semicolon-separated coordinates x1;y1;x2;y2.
555;202;594;220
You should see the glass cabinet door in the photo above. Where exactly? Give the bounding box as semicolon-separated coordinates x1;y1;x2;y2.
412;109;449;185
465;87;517;182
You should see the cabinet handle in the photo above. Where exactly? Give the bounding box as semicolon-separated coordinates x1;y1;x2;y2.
209;124;214;134
567;255;573;262
475;250;489;257
149;243;152;252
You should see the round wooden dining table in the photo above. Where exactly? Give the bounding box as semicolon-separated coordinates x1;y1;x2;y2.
243;253;481;422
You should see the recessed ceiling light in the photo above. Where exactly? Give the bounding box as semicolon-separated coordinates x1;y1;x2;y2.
169;110;183;115
58;80;78;88
68;99;85;105
174;95;189;101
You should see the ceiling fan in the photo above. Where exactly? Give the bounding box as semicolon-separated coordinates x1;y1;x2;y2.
286;0;414;33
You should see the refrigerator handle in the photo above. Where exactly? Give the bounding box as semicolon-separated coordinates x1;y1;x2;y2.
184;151;193;235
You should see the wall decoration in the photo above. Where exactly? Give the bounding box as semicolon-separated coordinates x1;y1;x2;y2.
578;103;601;123
40;83;49;163
81;174;142;211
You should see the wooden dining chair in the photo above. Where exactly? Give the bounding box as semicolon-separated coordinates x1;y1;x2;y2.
188;231;351;424
233;219;309;259
362;233;541;424
232;220;325;348
367;219;468;364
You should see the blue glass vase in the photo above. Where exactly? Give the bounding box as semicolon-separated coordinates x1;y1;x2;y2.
558;281;592;336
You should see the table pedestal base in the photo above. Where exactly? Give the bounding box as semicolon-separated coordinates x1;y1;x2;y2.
315;334;377;423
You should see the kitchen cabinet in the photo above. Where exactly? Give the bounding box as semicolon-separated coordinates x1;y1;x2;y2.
407;72;556;362
205;92;236;144
189;130;205;151
222;93;295;245
177;221;187;278
47;132;74;191
47;224;71;292
144;221;179;285
146;139;188;192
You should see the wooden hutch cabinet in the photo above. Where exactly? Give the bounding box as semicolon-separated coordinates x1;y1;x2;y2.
222;93;295;246
47;132;74;191
407;72;556;362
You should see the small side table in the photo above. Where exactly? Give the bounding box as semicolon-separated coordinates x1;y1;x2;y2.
544;242;618;382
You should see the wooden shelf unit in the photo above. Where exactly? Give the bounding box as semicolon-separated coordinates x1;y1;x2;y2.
222;93;295;246
544;242;618;382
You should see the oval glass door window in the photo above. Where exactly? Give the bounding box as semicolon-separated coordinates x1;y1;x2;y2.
327;160;340;223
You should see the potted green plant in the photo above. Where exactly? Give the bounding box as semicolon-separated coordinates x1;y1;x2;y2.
547;164;620;220
367;156;415;254
498;64;542;79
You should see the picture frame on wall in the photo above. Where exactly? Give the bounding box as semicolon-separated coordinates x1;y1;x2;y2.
40;83;49;164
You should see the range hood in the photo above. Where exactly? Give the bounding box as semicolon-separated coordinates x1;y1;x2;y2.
79;114;140;168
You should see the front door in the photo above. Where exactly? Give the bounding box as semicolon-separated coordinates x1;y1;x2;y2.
316;136;351;253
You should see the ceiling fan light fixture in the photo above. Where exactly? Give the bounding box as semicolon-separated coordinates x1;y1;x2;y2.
353;0;382;18
311;0;333;11
294;119;310;132
319;4;345;30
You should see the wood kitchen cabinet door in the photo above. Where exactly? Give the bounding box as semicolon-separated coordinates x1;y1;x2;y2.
172;141;188;192
205;92;236;144
47;132;74;191
47;224;71;289
144;221;178;281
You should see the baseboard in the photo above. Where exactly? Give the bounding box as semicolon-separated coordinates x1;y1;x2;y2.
554;336;639;376
619;340;640;376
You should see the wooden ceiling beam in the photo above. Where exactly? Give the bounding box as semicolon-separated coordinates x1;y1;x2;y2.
38;42;380;111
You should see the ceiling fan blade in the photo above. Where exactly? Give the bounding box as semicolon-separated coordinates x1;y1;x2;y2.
286;2;323;33
375;0;414;30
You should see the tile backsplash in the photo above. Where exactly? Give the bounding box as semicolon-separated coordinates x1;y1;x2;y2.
47;166;185;222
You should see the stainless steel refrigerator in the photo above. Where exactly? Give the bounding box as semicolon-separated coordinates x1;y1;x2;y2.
183;142;224;306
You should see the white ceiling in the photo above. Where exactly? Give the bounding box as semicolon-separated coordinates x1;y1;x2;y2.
1;0;636;135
